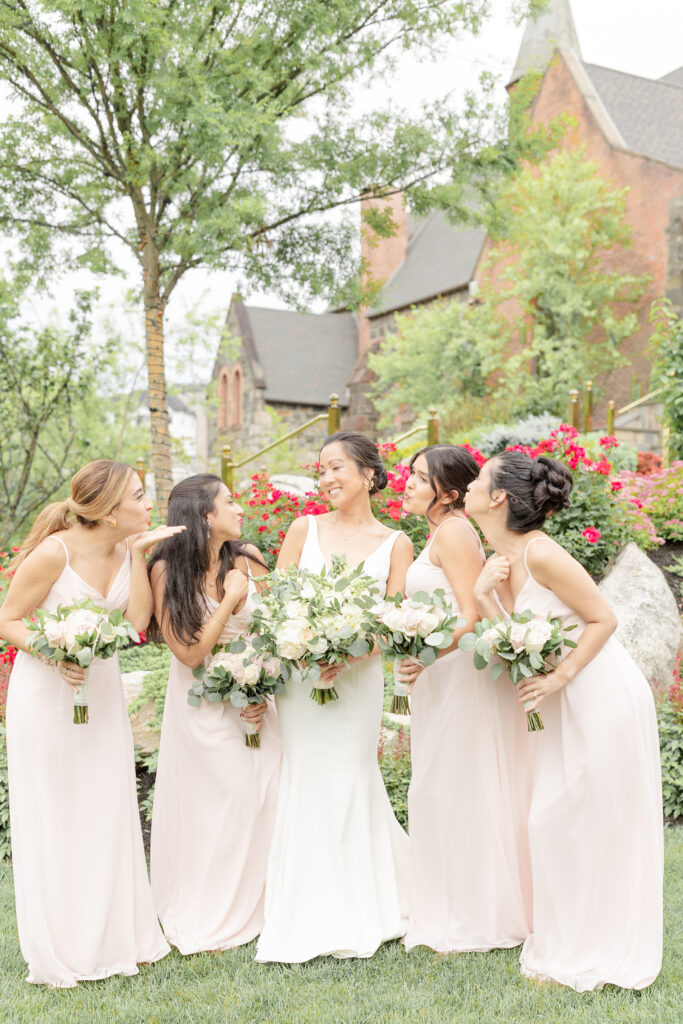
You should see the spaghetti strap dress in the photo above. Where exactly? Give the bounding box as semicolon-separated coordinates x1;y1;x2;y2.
5;535;169;987
151;574;282;953
517;536;663;991
255;516;410;963
404;517;532;952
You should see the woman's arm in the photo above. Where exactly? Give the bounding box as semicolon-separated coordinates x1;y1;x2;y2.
473;555;513;620
151;561;250;669
385;532;414;599
275;516;308;570
516;538;617;711
125;525;186;631
0;542;65;653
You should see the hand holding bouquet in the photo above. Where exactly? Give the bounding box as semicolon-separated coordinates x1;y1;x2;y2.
188;636;285;747
374;590;465;714
458;611;577;731
250;555;380;705
24;599;140;723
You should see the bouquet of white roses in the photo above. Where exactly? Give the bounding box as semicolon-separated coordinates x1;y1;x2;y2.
458;611;578;731
250;555;380;705
24;598;140;723
188;636;285;747
374;590;465;714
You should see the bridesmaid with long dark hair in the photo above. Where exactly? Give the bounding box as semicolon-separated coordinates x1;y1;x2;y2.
149;474;281;954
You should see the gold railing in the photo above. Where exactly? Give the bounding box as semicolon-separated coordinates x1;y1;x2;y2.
390;407;439;449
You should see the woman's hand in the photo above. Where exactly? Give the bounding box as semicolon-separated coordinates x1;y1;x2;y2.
396;657;424;693
222;568;249;608
129;524;186;555
241;700;268;725
318;662;344;684
516;669;567;711
57;660;86;693
474;554;510;598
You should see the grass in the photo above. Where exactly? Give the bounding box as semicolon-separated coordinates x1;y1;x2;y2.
0;829;680;1024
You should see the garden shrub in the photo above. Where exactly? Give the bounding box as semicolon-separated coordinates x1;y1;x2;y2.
657;652;683;820
378;726;411;831
614;462;683;543
470;413;559;457
0;724;9;860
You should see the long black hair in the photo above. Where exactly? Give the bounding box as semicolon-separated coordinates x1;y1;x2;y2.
320;432;388;494
409;444;480;523
148;473;266;646
488;452;572;532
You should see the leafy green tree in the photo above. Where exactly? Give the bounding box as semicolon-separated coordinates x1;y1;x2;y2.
649;299;683;461
0;0;547;508
370;148;649;427
0;275;142;542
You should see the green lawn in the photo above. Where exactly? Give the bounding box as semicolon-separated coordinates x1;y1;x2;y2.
0;830;680;1024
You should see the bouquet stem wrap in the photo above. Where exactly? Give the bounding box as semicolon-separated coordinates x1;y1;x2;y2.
244;720;261;748
390;658;419;715
73;667;90;725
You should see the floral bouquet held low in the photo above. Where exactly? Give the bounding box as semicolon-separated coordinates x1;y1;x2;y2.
250;555;380;705
189;636;285;747
375;590;465;714
24;599;140;724
458;611;578;731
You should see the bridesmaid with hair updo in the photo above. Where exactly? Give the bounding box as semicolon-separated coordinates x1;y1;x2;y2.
0;460;181;987
465;450;663;992
399;444;532;954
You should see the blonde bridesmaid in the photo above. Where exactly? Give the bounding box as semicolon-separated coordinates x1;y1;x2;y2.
465;450;663;990
149;474;281;954
399;445;532;953
0;461;179;987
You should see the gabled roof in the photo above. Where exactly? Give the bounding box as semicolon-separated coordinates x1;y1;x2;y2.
583;63;683;169
236;304;357;407
368;211;486;318
660;67;683;88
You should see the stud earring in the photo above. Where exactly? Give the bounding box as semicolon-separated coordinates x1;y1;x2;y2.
107;517;117;528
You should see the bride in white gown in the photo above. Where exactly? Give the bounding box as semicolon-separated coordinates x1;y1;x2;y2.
255;432;414;963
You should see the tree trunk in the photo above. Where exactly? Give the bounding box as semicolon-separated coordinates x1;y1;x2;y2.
141;243;173;513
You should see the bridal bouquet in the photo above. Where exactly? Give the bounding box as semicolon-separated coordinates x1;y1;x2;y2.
188;636;285;747
24;598;140;723
374;590;465;714
250;555;379;705
458;611;578;731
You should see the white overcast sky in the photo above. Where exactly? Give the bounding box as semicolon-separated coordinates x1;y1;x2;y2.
23;0;683;376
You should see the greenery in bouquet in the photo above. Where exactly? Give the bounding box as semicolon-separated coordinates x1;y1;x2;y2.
188;636;285;747
23;598;139;724
375;589;464;714
459;611;577;732
250;555;380;705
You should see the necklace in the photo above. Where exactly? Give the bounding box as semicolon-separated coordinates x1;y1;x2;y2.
335;511;368;541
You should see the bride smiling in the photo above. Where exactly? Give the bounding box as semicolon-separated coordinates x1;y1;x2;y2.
255;432;413;964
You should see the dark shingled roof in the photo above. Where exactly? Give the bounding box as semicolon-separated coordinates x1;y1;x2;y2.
368;211;486;318
583;63;683;169
243;306;357;406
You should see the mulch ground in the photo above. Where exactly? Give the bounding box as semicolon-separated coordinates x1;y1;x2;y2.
647;541;683;612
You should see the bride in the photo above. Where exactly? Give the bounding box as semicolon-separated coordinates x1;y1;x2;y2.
255;432;413;963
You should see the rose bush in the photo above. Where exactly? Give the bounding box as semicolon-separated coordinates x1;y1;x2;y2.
613;461;683;544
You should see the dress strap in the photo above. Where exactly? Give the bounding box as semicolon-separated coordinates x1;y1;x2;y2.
522;536;547;579
48;534;70;566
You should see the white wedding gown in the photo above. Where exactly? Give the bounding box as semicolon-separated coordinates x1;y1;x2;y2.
255;516;410;963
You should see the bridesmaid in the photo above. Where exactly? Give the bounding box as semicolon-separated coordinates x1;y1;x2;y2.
465;450;663;991
0;460;179;987
256;432;414;963
399;445;531;952
148;474;281;954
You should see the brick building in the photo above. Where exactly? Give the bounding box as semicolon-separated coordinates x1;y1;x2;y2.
211;0;683;450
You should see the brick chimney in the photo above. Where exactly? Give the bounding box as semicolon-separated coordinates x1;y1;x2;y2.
358;190;408;356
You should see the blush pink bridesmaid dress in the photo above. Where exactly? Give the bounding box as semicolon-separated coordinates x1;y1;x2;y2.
151;576;282;953
517;537;663;991
404;518;533;953
5;536;169;987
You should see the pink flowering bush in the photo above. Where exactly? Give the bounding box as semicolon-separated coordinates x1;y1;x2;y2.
613;462;683;544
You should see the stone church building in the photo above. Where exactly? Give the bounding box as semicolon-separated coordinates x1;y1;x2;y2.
210;0;683;457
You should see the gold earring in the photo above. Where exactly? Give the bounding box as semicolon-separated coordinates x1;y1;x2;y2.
365;477;373;490
107;517;117;528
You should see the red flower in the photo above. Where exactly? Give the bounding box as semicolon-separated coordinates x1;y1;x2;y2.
611;480;624;492
582;527;602;544
593;457;612;476
257;525;268;533
461;442;486;467
599;436;619;450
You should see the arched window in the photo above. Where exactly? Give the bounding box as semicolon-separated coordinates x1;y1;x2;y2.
217;367;230;431
230;366;243;428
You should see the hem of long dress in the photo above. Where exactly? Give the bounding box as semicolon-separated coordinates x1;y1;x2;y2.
519;949;661;993
165;928;261;956
26;944;170;989
404;929;525;954
255;925;408;965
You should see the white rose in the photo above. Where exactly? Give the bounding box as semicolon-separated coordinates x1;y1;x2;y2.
263;656;281;678
380;606;404;633
508;623;529;653
276;620;313;660
300;581;316;600
43;618;68;648
242;663;261;688
524;628;549;654
416;611;441;639
308;635;329;657
400;607;422;638
480;626;501;647
284;599;308;621
62;609;101;649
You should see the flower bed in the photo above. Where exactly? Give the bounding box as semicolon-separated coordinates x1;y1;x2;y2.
613;461;683;544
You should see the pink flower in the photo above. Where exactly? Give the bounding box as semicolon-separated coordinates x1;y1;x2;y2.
582;527;602;544
600;436;619;449
611;480;624;492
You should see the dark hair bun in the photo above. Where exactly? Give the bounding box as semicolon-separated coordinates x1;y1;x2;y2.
530;456;573;514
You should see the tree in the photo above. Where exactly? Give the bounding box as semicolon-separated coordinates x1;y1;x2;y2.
369;148;649;428
649;300;683;461
0;274;142;542
0;0;546;508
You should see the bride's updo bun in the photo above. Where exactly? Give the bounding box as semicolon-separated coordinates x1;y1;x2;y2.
489;451;572;532
321;432;388;494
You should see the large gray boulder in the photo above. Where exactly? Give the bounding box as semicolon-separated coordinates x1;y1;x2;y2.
598;542;681;688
